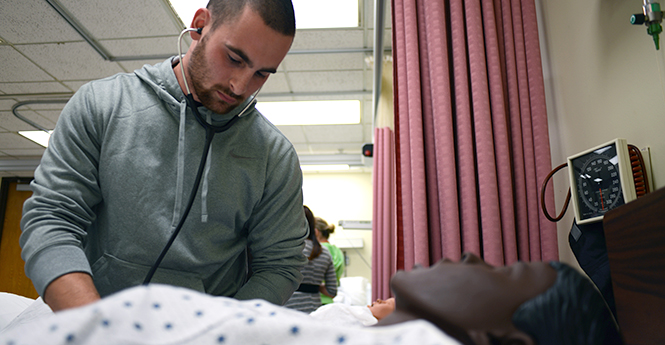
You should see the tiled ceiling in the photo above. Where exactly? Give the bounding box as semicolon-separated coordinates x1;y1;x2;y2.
0;0;391;177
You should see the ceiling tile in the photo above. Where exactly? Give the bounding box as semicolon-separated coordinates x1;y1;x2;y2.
282;53;366;72
102;37;179;58
307;142;365;154
0;111;49;132
291;30;365;50
362;100;373;124
1;148;46;157
0;47;55;82
34;109;64;124
58;0;182;39
260;73;292;94
14;102;66;111
0;0;82;44
303;124;364;143
364;69;374;91
288;71;365;93
0;82;72;95
365;29;392;49
0;99;20;110
17;42;125;80
291;143;311;153
1;109;57;131
276;126;307;143
61;81;91;93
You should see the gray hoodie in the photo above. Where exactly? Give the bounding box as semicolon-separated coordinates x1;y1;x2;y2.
20;58;308;305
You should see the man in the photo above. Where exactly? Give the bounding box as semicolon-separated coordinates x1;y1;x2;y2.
19;0;307;312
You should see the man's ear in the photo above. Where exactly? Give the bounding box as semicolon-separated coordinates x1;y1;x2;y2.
467;330;536;345
189;8;211;40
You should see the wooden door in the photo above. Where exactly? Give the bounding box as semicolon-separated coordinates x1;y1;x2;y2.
0;177;39;298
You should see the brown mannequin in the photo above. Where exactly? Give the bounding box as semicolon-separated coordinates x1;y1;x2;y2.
377;253;559;345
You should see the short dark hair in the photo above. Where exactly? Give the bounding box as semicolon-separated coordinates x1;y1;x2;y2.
206;0;296;36
512;262;624;345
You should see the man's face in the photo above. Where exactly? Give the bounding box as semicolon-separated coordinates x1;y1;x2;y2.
390;253;557;334
187;6;293;114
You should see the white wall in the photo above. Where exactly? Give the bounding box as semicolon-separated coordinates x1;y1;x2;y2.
537;0;665;266
301;171;373;281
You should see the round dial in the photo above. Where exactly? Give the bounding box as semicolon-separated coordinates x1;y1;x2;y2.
578;155;623;212
571;143;625;221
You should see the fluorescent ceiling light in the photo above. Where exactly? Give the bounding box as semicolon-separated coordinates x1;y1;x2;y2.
301;164;350;172
257;100;360;126
19;130;52;148
292;0;359;29
168;0;358;29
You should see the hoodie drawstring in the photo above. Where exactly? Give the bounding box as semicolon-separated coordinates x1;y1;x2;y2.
171;100;188;227
201;113;212;223
172;100;212;225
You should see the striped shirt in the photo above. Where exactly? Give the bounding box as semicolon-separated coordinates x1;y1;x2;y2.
284;240;338;313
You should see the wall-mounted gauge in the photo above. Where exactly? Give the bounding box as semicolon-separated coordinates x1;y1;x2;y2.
567;138;637;224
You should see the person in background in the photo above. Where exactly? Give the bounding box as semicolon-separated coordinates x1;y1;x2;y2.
19;0;307;313
314;217;344;304
284;207;337;314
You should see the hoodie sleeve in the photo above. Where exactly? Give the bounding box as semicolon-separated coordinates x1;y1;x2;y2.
20;82;104;296
232;145;308;305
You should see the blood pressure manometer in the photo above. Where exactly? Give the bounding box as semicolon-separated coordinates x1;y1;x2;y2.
566;138;637;225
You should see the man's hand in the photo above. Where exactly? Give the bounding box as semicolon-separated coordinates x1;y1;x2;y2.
43;272;101;312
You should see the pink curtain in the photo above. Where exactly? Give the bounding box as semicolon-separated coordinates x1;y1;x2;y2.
373;0;557;299
372;127;397;300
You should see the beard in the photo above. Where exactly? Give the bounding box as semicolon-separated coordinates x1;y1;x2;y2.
187;35;243;114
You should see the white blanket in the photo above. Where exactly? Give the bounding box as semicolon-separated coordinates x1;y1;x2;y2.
0;293;35;331
309;303;378;327
0;284;461;345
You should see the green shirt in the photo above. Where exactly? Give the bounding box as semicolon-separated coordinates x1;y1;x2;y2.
320;242;345;304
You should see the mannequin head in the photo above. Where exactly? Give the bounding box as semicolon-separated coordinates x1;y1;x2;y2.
381;253;623;345
368;297;395;320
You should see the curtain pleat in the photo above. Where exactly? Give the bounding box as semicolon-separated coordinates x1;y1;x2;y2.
382;0;558;294
372;128;396;300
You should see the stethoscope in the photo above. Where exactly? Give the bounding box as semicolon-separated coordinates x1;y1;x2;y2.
143;27;260;284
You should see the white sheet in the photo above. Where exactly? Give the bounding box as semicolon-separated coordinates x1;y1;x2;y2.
1;296;52;333
0;293;35;331
309;303;378;327
0;284;461;345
